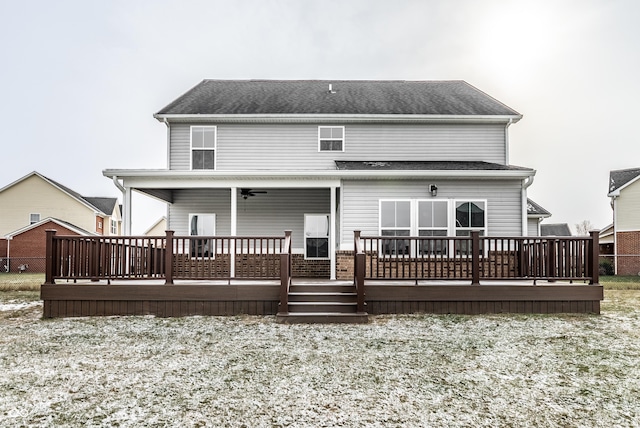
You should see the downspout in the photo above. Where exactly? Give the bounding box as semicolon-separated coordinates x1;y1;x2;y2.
612;196;618;274
504;118;513;165
522;176;534;236
164;118;171;169
112;176;130;236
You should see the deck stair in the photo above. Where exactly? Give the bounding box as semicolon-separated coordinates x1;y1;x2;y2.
276;280;368;324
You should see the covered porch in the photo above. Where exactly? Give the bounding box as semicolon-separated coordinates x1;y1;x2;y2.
40;229;603;321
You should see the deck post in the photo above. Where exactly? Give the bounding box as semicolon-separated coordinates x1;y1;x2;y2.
45;229;56;285
165;230;174;285
471;231;480;285
589;230;600;285
279;231;292;312
354;230;366;312
548;239;557;281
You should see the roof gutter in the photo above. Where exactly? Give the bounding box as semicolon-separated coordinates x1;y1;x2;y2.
153;113;522;124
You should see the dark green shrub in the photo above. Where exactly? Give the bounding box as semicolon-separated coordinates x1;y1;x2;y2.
599;258;614;276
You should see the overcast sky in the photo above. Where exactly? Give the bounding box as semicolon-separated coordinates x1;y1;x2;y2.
1;0;638;234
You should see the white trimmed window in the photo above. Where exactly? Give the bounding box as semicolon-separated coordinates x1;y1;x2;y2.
305;214;330;259
191;126;216;170
318;126;345;152
378;199;488;256
454;201;486;236
380;200;411;255
189;213;216;257
29;213;40;225
110;219;118;235
418;200;449;255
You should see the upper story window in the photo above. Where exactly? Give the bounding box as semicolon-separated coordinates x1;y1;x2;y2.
191;126;216;170
110;219;118;235
29;213;40;225
318;126;345;152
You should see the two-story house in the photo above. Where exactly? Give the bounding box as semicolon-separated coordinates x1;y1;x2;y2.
0;171;121;272
607;167;640;275
104;80;537;280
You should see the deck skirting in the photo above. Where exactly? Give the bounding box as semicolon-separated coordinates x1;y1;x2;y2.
41;282;603;318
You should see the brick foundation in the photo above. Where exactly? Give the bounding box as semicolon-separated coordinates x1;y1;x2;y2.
616;231;640;275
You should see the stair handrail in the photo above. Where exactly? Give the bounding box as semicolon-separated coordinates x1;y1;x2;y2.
354;230;366;313
279;231;292;312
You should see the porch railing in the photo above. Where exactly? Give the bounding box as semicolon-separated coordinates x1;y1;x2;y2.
45;229;291;284
354;230;600;285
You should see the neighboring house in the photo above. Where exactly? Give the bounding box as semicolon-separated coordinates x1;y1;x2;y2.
607;167;640;275
540;223;572;237
144;216;167;236
0;171;121;272
526;198;551;236
104;80;538;280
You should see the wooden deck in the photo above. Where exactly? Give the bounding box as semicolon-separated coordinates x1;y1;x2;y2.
41;278;603;318
40;230;603;320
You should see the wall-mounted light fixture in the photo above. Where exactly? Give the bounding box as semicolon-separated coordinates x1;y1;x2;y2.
429;184;438;197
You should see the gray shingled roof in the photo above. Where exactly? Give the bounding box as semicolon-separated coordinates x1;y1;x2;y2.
527;199;551;217
156;80;521;116
43;176;115;215
83;197;118;215
540;224;572;236
335;161;533;172
609;167;640;193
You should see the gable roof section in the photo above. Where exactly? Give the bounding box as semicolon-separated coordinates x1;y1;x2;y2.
5;217;96;239
526;198;551;218
0;172;115;216
156;80;521;118
609;167;640;195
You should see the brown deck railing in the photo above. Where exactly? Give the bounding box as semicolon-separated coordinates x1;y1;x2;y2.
45;229;291;285
354;230;600;285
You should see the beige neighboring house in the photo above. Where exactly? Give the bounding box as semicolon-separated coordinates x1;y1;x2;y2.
0;172;122;272
143;216;167;236
607;167;640;275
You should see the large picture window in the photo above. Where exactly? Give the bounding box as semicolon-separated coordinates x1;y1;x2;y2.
191;126;216;170
378;199;488;256
305;214;330;259
189;213;215;257
318;126;345;152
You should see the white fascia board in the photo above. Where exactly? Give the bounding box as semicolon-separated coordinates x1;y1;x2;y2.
153;113;522;124
103;168;535;189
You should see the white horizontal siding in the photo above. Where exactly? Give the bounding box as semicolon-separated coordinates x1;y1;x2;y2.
169;123;507;171
528;219;540;236
340;179;523;247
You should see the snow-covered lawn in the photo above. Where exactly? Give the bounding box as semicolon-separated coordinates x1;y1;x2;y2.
1;294;639;427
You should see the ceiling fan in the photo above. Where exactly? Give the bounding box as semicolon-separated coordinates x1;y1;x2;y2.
240;188;267;199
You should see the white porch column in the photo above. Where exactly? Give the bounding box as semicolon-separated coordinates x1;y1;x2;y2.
230;187;237;278
330;186;337;280
123;187;132;236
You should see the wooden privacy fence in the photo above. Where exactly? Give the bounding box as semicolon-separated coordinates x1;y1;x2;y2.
354;230;600;285
45;229;292;285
